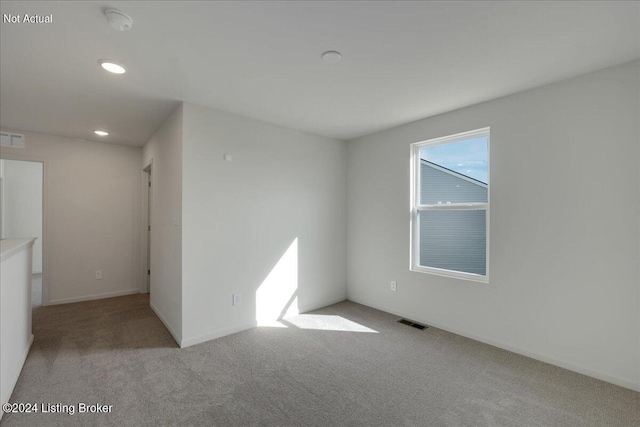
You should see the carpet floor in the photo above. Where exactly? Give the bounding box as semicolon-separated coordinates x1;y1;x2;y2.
1;294;638;426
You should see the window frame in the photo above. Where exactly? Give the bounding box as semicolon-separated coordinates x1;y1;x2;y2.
410;127;490;283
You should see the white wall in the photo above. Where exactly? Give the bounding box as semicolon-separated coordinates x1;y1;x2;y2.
0;130;143;305
0;160;43;273
0;240;34;416
142;105;183;344
347;61;640;390
181;103;347;346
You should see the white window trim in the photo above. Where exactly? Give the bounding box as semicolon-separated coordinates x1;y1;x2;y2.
410;127;490;283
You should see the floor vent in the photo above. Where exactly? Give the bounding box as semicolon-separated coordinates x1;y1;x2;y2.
398;319;427;330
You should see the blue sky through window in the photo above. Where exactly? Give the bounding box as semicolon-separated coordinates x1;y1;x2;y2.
420;136;488;184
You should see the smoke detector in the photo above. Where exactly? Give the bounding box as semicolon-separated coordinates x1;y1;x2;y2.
104;9;133;31
321;51;342;64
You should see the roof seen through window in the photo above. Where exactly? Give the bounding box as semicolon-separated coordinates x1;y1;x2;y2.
420;136;488;184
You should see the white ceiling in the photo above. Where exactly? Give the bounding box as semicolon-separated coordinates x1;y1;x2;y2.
1;1;638;147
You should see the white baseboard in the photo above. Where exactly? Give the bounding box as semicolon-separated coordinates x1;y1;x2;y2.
347;295;639;392
1;334;34;420
149;302;182;347
299;294;347;314
46;289;139;306
181;294;348;349
181;321;258;348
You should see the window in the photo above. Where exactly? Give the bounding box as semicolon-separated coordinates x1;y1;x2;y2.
410;128;489;282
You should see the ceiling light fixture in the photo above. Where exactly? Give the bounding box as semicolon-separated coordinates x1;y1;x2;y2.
321;51;342;64
94;130;109;136
99;60;126;74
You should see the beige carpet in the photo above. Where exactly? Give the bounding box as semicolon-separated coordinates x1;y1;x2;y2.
1;294;638;426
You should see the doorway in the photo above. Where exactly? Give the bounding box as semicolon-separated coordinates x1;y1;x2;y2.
0;159;44;309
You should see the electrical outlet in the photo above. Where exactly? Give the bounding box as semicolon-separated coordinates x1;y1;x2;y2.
233;293;241;306
390;281;397;291
96;270;103;280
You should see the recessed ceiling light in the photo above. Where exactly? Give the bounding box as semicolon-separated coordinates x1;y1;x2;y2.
99;60;126;74
94;130;109;136
321;51;342;64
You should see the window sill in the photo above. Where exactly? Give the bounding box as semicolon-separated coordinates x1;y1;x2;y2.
410;265;489;283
